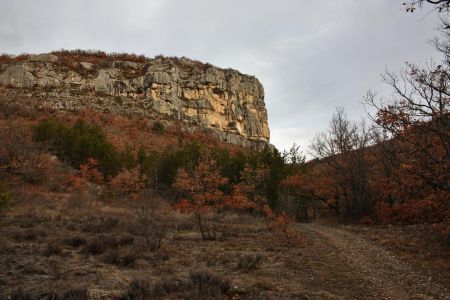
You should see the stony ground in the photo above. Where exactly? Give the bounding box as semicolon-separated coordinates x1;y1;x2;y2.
298;223;449;299
0;194;448;299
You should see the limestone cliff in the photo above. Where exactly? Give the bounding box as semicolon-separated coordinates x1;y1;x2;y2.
0;53;270;147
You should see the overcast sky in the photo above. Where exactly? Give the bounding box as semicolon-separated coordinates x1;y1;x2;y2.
0;0;444;152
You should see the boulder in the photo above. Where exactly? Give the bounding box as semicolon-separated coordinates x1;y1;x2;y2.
27;54;58;63
0;64;35;88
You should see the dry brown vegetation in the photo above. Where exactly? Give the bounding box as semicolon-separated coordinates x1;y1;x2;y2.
1;16;449;297
0;50;216;76
0;76;449;299
1;193;449;299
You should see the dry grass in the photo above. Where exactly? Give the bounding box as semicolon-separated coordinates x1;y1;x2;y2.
0;193;449;299
345;223;450;285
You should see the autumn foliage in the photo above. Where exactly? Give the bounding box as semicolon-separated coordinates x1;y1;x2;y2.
173;155;301;243
0;43;447;246
109;167;145;200
174;157;229;240
265;209;300;246
295;29;450;240
79;158;104;185
228;164;269;212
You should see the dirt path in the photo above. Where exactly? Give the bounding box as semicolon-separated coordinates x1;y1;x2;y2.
296;223;449;300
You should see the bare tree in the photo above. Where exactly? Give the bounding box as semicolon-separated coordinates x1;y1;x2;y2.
310;108;374;220
403;0;450;13
364;26;450;193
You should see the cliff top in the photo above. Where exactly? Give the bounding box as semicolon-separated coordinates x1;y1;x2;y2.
0;50;270;148
0;50;259;80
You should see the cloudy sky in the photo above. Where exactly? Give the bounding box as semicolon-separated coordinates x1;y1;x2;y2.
0;0;444;152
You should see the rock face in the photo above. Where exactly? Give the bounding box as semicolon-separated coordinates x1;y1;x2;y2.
0;54;270;147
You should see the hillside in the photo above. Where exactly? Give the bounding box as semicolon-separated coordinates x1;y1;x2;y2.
0;51;270;148
0;51;448;299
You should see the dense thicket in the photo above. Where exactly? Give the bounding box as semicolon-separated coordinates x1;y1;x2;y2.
33;119;125;177
32;117;297;210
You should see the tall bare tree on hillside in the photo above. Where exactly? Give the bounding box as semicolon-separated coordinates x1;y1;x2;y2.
310;108;374;220
364;22;450;194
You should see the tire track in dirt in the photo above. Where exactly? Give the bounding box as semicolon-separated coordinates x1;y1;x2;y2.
299;223;449;300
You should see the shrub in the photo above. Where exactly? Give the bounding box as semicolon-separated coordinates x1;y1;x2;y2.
81;216;118;233
135;206;167;250
21;230;37;241
10;287;33;300
188;268;230;298
85;239;106;255
41;291;58;300
236;253;263;271
43;243;62;257
265;208;301;247
63;236;87;248
174;157;229;240
0;53;28;65
0;121;50;184
0;180;11;210
0;97;20;118
103;250;136;267
109;167;144;200
33;119;122;177
85;234;119;255
124;278;184;299
79;158;103;185
124;279;151;300
176;220;194;231
16;154;52;185
151;121;165;134
139;142;202;189
117;234;135;246
61;288;88;300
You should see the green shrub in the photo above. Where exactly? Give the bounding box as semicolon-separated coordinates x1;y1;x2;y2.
33;119;122;177
139;142;202;188
139;141;289;210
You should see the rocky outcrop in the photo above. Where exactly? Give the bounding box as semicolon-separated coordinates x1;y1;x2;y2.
0;54;270;147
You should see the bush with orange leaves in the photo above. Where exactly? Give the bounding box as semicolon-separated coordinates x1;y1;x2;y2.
0;120;52;185
79;158;104;185
174;156;302;243
227;164;269;213
61;158;104;194
263;206;301;247
109;167;145;200
173;157;229;240
63;174;88;193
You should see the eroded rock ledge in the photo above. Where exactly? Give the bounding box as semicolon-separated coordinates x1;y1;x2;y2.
0;53;270;148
